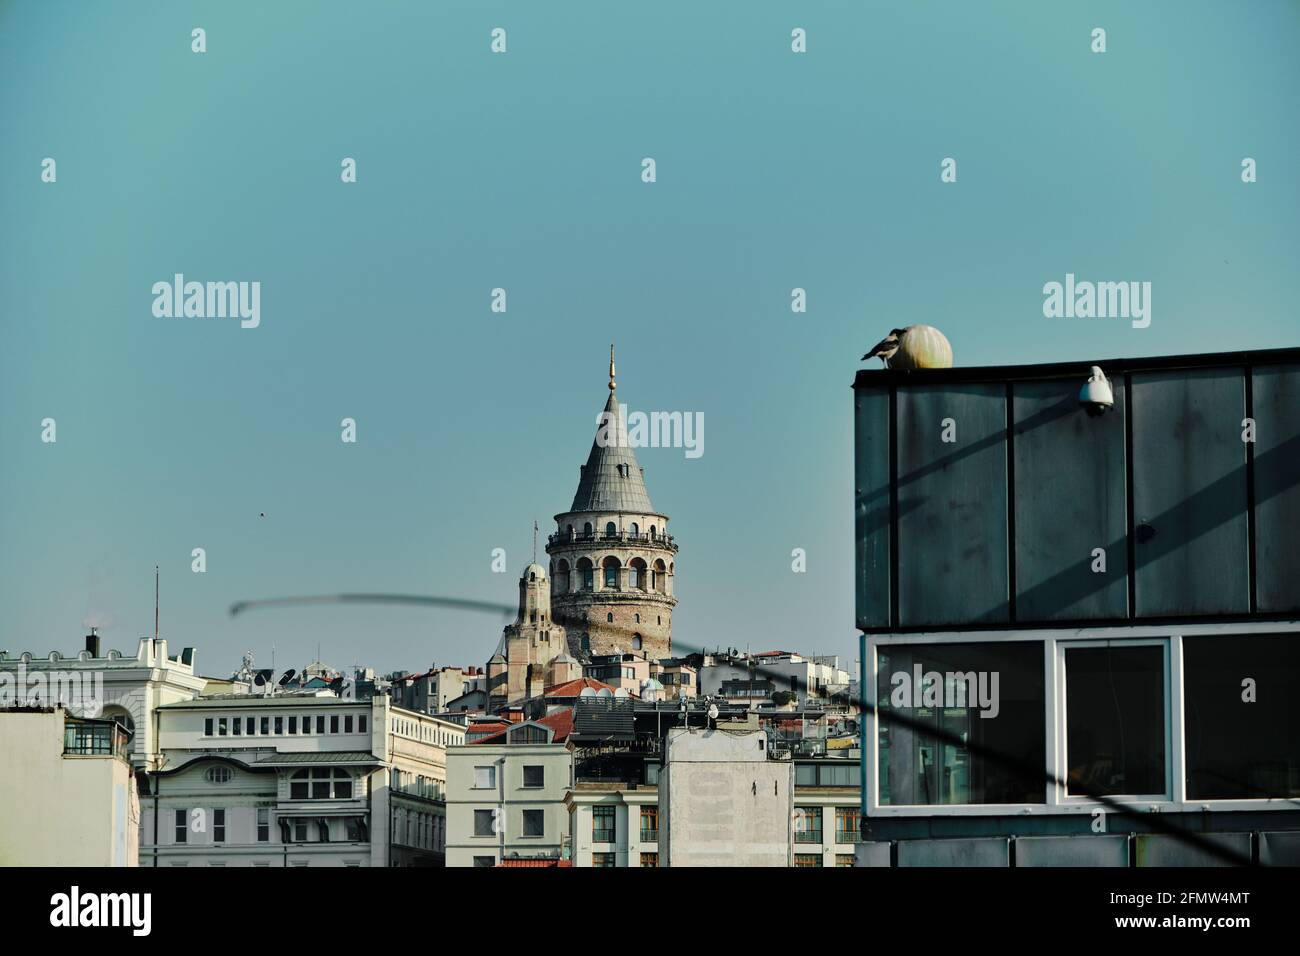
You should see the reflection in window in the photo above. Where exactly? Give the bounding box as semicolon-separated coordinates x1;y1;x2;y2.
877;642;1044;805
1185;633;1300;799
1065;644;1166;796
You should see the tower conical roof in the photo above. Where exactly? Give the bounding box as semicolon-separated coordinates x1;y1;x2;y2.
568;350;655;514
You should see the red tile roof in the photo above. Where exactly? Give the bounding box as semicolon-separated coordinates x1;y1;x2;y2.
472;707;574;745
544;677;615;698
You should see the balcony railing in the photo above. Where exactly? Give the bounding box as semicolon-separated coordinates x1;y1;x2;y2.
834;829;862;844
639;828;659;843
592;828;615;843
794;830;824;844
548;531;678;551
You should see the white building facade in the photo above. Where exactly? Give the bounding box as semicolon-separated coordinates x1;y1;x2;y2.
445;719;573;867
142;692;463;866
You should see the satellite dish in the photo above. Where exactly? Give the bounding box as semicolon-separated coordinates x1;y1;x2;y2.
278;669;297;686
707;704;719;720
614;688;628;698
597;688;613;699
579;687;597;698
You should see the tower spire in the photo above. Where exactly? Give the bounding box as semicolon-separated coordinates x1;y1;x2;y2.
609;343;616;391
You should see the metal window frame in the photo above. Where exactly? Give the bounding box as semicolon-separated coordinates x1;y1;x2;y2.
864;619;1300;818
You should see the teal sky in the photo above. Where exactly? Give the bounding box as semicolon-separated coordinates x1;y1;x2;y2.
2;1;1297;678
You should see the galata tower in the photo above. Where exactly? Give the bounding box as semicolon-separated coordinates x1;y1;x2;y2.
546;347;678;660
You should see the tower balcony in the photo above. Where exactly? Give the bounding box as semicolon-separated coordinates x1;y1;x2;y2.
546;530;678;553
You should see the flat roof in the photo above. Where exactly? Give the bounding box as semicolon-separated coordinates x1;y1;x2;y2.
852;346;1300;389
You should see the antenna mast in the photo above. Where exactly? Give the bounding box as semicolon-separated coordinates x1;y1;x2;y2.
154;564;160;641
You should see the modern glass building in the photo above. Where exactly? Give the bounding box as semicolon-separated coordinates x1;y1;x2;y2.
853;348;1300;866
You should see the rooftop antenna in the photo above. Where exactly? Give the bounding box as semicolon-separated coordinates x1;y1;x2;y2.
532;520;538;564
609;343;616;392
154;564;160;642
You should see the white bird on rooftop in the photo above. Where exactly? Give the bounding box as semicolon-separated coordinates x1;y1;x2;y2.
861;324;953;369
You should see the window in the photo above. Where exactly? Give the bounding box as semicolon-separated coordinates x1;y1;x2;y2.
232;717;241;736
604;521;617;538
218;717;228;736
257;808;270;842
346;818;363;842
836;854;856;867
877;641;1045;806
593;805;615;843
640;852;658;867
593;853;616;867
473;856;496;868
289;768;353;800
473;809;496;837
523;765;544;789
604;566;618;588
632;635;643;651
245;717;255;735
1065;643;1166;797
1184;633;1300;799
835;806;861;842
204;766;233;784
315;715;324;733
794;806;822;843
293;819;308;842
213;808;226;843
174;809;187;844
260;717;269;735
473;766;497;790
274;716;283;735
510;724;548;744
288;716;297;734
639;805;658;842
522;809;544;837
345;715;353;733
794;854;823;867
330;715;339;734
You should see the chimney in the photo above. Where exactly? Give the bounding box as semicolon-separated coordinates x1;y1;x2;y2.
85;628;101;658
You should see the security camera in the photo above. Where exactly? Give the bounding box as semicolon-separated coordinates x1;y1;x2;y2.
1078;366;1114;417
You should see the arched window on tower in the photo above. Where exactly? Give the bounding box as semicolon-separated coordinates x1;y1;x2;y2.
602;556;621;590
630;557;647;591
632;634;643;651
630;522;639;538
577;557;594;591
604;521;617;539
607;612;614;623
653;559;667;594
582;522;593;539
649;525;657;540
555;559;570;593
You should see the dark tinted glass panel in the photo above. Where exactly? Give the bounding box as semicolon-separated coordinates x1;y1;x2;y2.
1184;634;1300;799
1065;645;1166;796
878;641;1044;805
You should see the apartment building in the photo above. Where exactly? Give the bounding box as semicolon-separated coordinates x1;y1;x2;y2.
141;692;464;866
0;707;140;866
444;711;574;867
